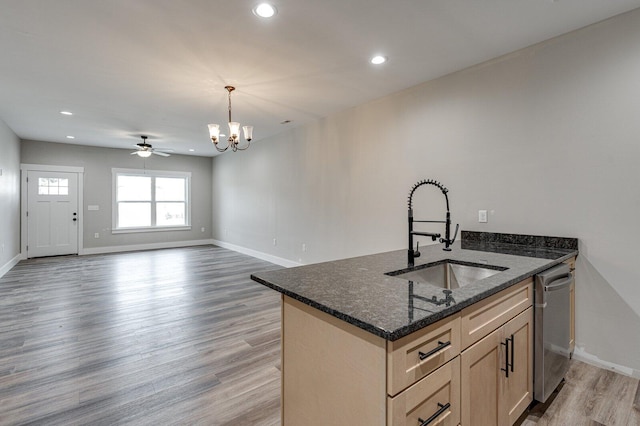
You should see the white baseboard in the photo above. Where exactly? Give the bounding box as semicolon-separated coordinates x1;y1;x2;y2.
572;346;640;379
0;253;22;278
80;239;216;256
211;239;302;268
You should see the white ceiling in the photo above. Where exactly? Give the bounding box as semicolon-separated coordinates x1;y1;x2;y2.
1;0;639;157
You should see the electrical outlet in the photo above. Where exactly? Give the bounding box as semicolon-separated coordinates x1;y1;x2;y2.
94;233;100;239
200;227;205;232
478;210;488;223
273;238;277;246
302;243;306;252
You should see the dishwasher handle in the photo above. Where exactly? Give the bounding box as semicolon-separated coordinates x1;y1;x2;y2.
544;274;573;292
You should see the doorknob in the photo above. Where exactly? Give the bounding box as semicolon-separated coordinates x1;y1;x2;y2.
73;218;77;222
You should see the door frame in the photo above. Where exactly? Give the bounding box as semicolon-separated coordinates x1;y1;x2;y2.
20;164;85;259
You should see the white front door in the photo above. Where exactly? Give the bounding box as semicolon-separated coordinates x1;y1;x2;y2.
27;171;79;258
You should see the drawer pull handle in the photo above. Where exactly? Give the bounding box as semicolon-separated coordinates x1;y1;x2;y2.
500;334;514;377
419;340;451;361
418;402;451;426
509;333;515;373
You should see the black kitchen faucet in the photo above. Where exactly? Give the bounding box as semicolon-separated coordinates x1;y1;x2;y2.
407;179;459;267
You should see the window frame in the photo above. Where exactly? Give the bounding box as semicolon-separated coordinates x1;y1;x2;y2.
112;168;192;234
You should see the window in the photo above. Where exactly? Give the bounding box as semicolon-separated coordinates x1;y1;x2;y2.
112;169;191;233
38;177;69;195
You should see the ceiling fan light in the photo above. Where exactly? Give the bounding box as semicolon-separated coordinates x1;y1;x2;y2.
243;125;253;141
137;150;152;158
208;123;220;142
228;122;240;140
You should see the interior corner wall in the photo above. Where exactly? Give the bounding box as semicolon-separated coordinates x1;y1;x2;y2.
212;8;640;373
0;118;21;272
21;140;213;250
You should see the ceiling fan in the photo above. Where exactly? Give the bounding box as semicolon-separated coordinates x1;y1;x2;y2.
131;136;173;157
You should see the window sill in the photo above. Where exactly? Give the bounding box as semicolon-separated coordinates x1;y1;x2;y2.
112;226;192;234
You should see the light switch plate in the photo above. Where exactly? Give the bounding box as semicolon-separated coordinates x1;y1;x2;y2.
478;210;488;223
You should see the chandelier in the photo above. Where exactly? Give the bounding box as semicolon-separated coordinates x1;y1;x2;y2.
208;86;253;152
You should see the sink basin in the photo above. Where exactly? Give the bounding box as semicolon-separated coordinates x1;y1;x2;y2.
386;261;508;289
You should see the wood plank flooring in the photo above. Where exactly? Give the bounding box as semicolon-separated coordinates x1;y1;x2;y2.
518;360;640;426
0;246;282;425
1;245;639;425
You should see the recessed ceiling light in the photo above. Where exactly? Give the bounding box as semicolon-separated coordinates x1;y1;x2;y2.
60;111;73;115
370;55;387;65
188;149;195;152
66;136;75;139
253;3;277;18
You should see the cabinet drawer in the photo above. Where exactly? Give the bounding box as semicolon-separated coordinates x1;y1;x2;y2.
387;315;460;396
460;278;532;349
388;357;460;426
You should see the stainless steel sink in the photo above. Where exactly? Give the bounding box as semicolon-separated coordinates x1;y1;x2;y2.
386;261;507;289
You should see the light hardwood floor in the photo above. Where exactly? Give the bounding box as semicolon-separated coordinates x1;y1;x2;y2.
1;246;638;425
0;246;282;425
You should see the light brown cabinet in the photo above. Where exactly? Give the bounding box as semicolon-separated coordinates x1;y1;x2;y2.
565;257;576;355
280;277;534;426
388;357;460;426
460;307;533;426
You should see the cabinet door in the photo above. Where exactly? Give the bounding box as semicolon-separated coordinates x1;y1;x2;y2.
502;307;533;425
461;308;533;426
460;327;505;426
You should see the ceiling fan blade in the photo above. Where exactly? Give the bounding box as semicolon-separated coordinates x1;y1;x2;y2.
155;148;175;152
131;151;139;155
152;151;170;157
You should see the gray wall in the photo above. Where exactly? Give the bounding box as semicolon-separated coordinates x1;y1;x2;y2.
0;118;21;269
212;9;640;373
22;140;212;250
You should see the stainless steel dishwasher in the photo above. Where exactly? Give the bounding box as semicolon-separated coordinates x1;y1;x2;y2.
534;262;573;403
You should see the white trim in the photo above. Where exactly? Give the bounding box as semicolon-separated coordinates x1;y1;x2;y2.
211;239;302;268
112;226;192;234
21;163;84;173
572;346;640;379
20;164;84;258
0;253;21;279
80;239;215;256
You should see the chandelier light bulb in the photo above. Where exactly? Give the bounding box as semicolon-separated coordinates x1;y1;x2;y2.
208;124;220;142
228;122;240;141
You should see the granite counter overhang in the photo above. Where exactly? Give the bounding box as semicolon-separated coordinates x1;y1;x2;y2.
250;240;577;341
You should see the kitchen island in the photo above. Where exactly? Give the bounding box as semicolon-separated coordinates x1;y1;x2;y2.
251;232;578;426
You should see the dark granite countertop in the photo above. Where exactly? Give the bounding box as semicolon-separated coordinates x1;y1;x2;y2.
250;233;578;341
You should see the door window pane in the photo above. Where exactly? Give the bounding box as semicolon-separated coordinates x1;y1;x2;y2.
117;176;151;201
156;178;185;201
118;203;151;227
38;177;70;196
156;202;186;226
